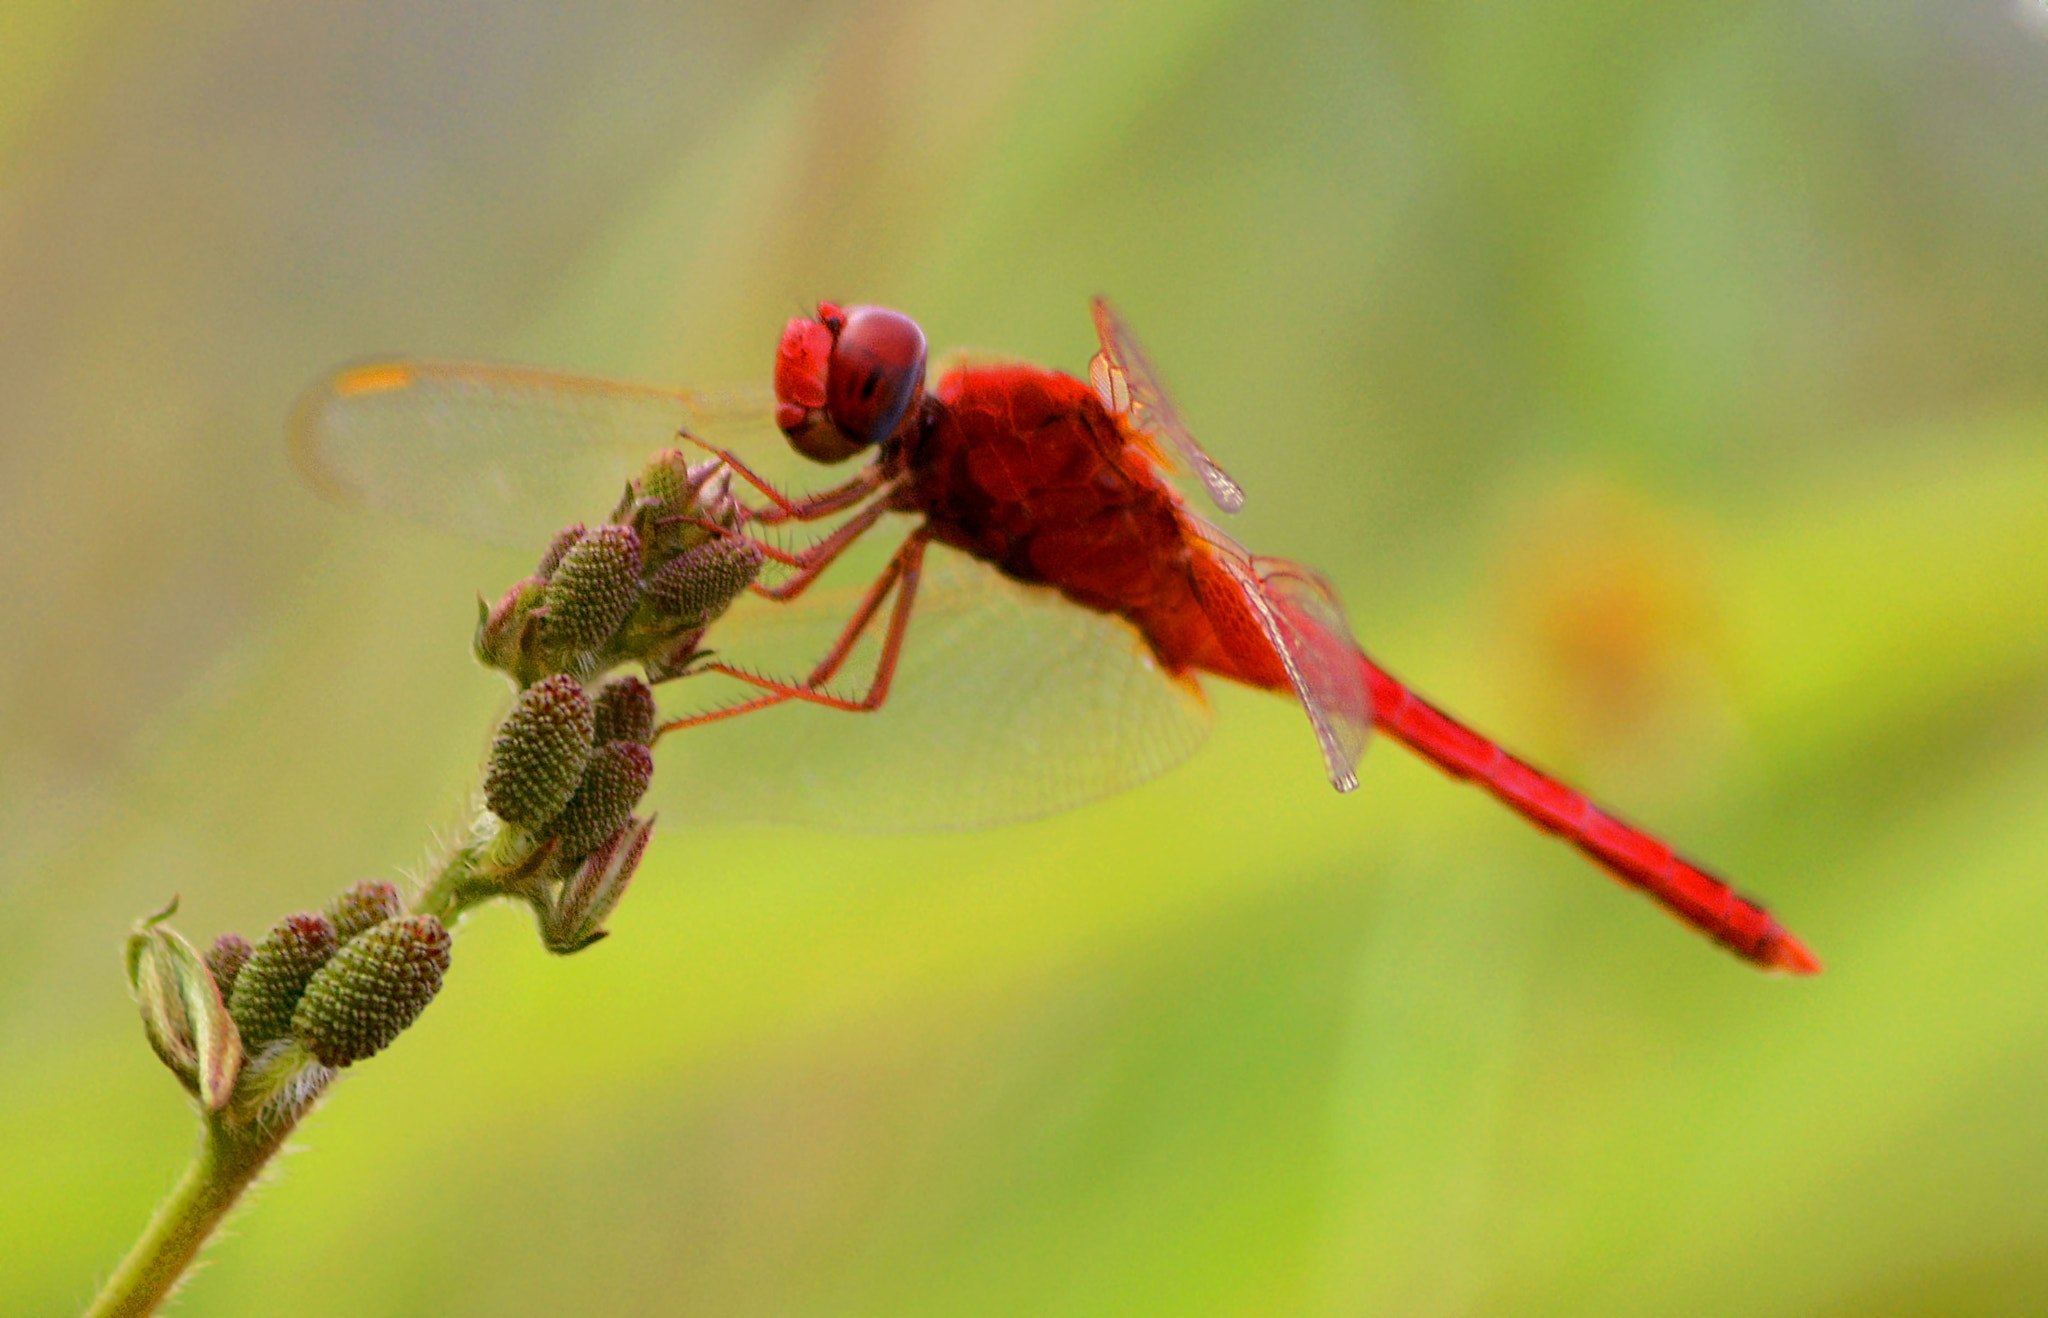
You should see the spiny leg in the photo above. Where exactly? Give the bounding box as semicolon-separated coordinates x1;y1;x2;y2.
674;482;891;593
678;431;886;523
750;499;893;602
652;689;791;741
711;530;931;713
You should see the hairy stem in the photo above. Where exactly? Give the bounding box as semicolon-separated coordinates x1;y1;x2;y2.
84;1114;296;1318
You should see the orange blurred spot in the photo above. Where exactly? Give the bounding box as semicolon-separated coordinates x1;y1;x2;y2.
1492;478;1731;785
334;363;415;397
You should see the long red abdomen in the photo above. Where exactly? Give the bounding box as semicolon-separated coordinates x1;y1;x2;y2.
919;365;1815;972
1355;656;1820;973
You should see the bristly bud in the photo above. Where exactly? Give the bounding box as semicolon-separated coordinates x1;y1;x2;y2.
628;451;742;565
591;676;656;747
205;933;254;1001
290;916;452;1067
536;522;587;579
647;536;763;629
635;449;698;516
548;741;654;858
544;815;654;953
325;880;405;942
476;575;548;678
483;674;595;828
228;913;341;1050
127;901;244;1109
542;524;643;658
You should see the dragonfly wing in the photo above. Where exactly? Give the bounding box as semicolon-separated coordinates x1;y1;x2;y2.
646;540;1215;832
1254;556;1374;783
1088;298;1246;513
290;359;785;544
1191;522;1371;791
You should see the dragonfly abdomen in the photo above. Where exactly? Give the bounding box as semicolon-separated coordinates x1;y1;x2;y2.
1356;657;1820;973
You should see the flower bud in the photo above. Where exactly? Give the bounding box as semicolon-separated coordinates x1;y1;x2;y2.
127;902;243;1109
647;536;763;628
290;916;452;1067
325;879;405;942
629;452;746;564
483;673;595;828
549;741;654;858
545;815;653;954
228;913;341;1049
535;521;588;579
476;576;548;676
205;933;254;1001
542;524;643;657
591;676;656;747
635;449;699;515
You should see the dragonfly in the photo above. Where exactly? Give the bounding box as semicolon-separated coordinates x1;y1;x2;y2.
292;299;1820;974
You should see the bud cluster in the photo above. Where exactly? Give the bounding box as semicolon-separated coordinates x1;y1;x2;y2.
126;883;452;1120
225;884;448;1071
474;672;661;952
460;450;763;953
121;451;738;1132
475;451;764;689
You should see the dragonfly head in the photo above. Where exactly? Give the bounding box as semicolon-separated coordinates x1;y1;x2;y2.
775;302;927;464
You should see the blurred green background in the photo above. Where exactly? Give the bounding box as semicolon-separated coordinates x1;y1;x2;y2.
6;0;2047;1313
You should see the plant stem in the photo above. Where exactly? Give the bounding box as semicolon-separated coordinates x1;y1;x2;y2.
84;1114;295;1318
90;818;509;1316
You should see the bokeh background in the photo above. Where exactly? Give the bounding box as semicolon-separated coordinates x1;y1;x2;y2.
7;1;2047;1313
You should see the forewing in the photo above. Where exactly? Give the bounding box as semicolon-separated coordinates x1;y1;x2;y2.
647;541;1215;831
290;359;786;544
1089;298;1246;513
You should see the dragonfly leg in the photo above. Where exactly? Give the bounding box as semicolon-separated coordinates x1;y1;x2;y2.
650;526;926;743
758;467;891;525
679;432;887;523
651;690;791;741
708;530;931;713
750;500;891;601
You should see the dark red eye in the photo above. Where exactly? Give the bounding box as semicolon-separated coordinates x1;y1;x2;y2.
826;306;927;447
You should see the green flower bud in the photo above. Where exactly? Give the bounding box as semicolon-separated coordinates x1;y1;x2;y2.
634;449;698;515
325;880;404;942
227;912;340;1050
205;933;253;1001
476;575;548;676
545;815;654;954
629;452;743;564
548;741;654;858
290;916;452;1067
542;524;643;656
483;674;595;828
127;902;244;1110
647;536;762;628
535;522;588;579
591;676;656;747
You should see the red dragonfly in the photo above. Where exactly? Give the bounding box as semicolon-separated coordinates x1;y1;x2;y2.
292;300;1819;974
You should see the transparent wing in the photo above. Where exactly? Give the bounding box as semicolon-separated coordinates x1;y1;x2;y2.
290;359;788;544
1088;297;1246;513
1253;556;1374;785
292;356;1216;830
1191;520;1371;791
649;540;1215;832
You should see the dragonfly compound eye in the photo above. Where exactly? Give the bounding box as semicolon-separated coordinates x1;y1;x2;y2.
826;306;927;449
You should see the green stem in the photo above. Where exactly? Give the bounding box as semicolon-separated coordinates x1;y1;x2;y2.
411;824;550;927
410;830;496;925
83;1114;295;1318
